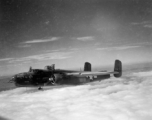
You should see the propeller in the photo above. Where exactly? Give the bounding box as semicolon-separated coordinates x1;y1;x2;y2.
46;73;56;85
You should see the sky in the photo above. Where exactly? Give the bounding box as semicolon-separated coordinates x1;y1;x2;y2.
0;0;152;75
0;69;152;120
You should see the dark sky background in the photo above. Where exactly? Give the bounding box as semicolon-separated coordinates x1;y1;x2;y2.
0;0;152;76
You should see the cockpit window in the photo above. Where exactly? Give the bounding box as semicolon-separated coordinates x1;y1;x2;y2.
32;69;43;74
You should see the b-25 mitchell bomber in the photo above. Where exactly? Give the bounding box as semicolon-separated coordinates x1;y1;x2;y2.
10;60;122;90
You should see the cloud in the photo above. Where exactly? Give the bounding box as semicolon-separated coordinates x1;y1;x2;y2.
76;36;94;41
0;70;152;120
68;47;83;51
0;58;14;62
143;25;152;28
45;20;50;25
131;21;152;25
130;42;152;47
23;37;60;44
131;21;152;28
96;45;141;51
94;42;101;46
18;44;31;48
43;48;66;53
8;52;73;63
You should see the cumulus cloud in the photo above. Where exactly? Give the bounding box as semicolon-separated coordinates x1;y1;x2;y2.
96;45;141;51
0;70;152;120
23;37;60;44
76;36;94;41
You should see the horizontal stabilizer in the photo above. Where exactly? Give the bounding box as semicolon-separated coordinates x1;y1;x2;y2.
66;71;118;76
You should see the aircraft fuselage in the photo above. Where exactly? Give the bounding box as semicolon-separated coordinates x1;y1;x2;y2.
10;59;122;89
12;72;110;87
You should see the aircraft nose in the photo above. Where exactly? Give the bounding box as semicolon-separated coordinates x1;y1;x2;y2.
9;75;23;86
9;76;17;83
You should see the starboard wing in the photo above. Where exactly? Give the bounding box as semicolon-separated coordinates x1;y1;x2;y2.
65;71;119;76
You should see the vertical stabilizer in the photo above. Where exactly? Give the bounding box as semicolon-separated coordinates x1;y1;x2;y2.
84;62;91;71
114;60;122;77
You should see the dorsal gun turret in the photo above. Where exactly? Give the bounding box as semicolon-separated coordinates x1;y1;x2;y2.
44;64;55;71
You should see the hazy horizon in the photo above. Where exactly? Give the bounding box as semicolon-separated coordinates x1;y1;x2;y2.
1;60;152;77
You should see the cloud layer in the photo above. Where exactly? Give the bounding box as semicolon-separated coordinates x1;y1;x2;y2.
0;70;152;120
131;21;152;28
9;52;72;63
96;45;141;51
76;36;94;41
23;37;60;44
0;52;72;65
